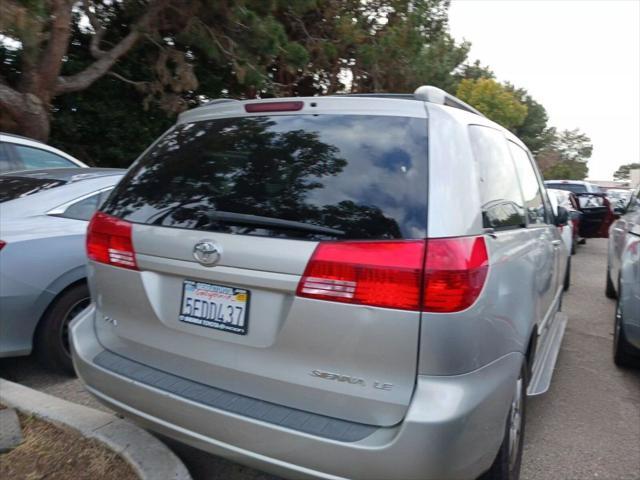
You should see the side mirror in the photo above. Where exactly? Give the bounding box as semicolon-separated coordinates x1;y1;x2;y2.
613;205;626;216
555;206;569;227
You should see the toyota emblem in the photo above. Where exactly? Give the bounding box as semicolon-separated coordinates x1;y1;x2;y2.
193;240;222;266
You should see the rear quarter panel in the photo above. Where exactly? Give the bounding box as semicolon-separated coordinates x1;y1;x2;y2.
419;230;540;375
0;216;88;356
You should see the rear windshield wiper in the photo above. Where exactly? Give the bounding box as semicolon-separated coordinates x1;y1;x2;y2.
203;210;345;237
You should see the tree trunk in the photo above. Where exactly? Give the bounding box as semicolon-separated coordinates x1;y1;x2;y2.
0;84;50;141
14;94;51;141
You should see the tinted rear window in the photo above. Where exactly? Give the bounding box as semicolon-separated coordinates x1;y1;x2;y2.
0;177;67;202
104;115;428;240
545;183;587;194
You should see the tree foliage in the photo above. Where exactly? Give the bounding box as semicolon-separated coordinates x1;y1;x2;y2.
455;78;528;130
612;163;640;181
538;128;593;180
0;0;594;176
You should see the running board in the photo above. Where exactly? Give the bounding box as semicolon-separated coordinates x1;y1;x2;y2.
527;312;568;396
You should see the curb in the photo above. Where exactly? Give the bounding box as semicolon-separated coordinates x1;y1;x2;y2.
0;378;192;480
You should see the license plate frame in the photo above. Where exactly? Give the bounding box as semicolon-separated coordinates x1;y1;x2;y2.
178;280;250;335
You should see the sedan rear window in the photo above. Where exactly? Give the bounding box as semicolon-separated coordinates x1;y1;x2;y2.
104;115;428;240
0;177;67;203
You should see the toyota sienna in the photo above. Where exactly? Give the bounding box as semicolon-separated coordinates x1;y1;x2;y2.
71;86;570;480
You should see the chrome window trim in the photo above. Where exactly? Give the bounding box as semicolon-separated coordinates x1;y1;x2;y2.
47;186;114;216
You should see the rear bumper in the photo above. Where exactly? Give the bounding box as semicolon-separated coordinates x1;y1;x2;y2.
71;305;522;480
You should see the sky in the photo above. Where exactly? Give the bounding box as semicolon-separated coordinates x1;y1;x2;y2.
448;0;640;181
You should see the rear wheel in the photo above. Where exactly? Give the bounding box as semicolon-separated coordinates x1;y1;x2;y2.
605;267;617;299
35;283;90;375
479;363;527;480
613;284;639;368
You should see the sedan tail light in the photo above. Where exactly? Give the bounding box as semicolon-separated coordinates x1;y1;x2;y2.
297;236;488;313
87;212;138;270
0;240;5;250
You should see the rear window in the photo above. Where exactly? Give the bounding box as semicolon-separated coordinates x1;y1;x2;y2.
546;182;587;194
104;115;428;240
0;177;67;202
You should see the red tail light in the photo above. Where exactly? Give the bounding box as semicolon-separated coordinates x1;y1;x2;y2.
87;212;138;270
296;241;425;310
297;236;488;313
0;240;5;250
422;237;488;313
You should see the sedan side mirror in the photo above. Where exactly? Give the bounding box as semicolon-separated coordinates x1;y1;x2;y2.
555;206;569;227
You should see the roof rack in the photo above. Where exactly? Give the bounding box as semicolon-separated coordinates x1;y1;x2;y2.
413;86;485;117
332;87;484;117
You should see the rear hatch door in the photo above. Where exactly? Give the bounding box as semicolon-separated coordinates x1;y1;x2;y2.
93;104;429;426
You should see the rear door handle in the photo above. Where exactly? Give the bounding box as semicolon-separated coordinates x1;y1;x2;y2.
551;240;562;246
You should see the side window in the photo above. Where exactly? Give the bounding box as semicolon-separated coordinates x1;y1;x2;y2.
0;143;14;173
57;189;113;221
469;126;525;230
14;145;76;170
508;142;548;226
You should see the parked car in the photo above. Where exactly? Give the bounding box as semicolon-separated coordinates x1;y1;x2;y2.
0;168;124;373
71;86;571;480
547;189;572;290
544;180;615;239
547;188;581;262
544;179;602;196
606;188;633;212
559;189;584;250
0;132;88;174
606;187;640;367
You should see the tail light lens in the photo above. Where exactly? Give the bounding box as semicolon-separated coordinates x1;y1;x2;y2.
297;236;488;313
296;241;425;310
245;101;303;113
422;237;488;313
0;240;5;250
87;212;138;270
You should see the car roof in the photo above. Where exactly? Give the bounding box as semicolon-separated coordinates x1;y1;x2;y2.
0;167;125;182
0;132;89;167
545;180;589;185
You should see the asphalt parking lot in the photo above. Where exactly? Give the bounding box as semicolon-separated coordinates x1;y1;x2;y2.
1;238;638;480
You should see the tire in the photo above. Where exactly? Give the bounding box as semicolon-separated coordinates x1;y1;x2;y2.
34;283;90;375
613;284;639;368
563;257;571;292
605;267;617;299
479;363;527;480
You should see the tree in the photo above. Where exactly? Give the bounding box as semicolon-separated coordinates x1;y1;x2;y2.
538;128;593;180
506;85;554;155
613;163;640;181
455;78;528;129
0;1;311;141
455;60;494;82
553;128;593;162
0;1;170;140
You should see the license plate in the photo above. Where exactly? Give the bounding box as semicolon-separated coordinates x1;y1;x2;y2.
179;280;249;335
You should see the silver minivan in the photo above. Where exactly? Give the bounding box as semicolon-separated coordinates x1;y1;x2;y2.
71;86;570;480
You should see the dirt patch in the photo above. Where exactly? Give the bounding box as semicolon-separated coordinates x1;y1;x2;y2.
0;410;138;480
